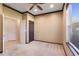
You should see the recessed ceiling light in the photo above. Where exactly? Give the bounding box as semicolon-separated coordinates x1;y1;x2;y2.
34;9;38;12
50;4;54;8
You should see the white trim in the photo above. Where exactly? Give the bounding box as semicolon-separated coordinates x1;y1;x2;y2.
68;43;79;56
69;42;79;53
66;4;72;42
3;14;5;54
27;20;29;43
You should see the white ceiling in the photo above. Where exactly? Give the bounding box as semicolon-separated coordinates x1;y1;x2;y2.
4;3;63;15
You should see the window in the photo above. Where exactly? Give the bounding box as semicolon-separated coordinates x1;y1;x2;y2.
67;3;79;55
71;4;79;49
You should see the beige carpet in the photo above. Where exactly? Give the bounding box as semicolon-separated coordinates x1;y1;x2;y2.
2;41;65;56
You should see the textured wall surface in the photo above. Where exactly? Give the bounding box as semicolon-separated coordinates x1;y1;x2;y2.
35;12;63;44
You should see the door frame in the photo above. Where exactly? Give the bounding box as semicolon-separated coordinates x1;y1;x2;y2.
29;20;34;42
3;16;20;43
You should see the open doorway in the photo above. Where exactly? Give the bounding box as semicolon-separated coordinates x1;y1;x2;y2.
3;17;18;48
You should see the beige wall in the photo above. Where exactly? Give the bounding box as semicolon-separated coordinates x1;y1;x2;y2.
0;4;3;52
3;6;22;43
34;12;63;44
62;4;66;44
0;4;3;14
20;13;27;44
3;6;22;20
27;13;34;21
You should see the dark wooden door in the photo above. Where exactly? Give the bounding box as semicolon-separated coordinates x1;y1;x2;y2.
0;15;3;53
29;21;34;42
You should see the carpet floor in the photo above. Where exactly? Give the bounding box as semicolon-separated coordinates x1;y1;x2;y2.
1;41;65;56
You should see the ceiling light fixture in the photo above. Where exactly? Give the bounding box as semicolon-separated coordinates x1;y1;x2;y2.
50;4;54;8
34;9;38;12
